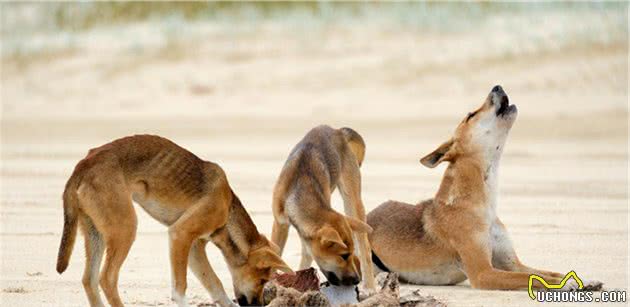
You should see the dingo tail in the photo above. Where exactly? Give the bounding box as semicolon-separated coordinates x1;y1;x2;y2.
56;175;81;274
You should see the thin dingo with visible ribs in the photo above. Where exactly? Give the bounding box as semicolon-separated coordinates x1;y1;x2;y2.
56;135;291;307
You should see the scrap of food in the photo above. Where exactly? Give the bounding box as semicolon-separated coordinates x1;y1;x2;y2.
263;268;446;307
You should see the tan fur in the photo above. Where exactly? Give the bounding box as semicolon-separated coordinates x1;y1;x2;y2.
271;125;376;290
367;86;588;290
56;135;291;307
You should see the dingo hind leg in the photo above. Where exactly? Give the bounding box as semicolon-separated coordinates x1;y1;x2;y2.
271;182;290;255
270;197;289;256
99;204;136;307
78;173;137;307
271;219;289;255
80;215;105;307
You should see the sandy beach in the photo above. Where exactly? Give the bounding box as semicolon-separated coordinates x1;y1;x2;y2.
1;3;628;306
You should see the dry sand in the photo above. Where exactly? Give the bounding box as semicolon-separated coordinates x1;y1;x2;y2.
1;9;628;307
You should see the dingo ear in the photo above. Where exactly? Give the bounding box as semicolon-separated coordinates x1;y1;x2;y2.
251;247;293;273
420;139;455;168
345;216;373;234
318;226;348;249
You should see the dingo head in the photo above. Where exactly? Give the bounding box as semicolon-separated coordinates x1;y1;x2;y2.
306;211;372;286
232;236;292;306
421;85;518;169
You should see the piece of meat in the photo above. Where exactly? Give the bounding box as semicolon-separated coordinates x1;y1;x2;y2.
271;267;320;292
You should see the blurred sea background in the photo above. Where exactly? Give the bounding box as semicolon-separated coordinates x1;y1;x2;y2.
2;2;627;118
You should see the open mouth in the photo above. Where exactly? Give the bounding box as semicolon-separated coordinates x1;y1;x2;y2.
495;95;516;117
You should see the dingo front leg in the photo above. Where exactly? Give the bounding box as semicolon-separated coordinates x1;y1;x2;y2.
338;160;375;291
168;199;229;307
188;239;237;307
298;239;313;270
490;220;565;280
457;231;563;290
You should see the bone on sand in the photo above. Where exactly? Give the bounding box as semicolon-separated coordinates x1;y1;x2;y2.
263;268;446;307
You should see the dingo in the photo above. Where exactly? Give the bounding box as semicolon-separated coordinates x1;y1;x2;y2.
366;86;602;291
56;135;291;307
270;125;376;290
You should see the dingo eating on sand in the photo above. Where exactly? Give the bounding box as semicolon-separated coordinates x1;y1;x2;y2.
367;86;603;291
270;125;376;290
56;135;291;307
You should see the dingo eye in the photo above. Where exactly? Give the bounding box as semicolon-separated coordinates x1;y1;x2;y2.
465;111;477;122
340;253;351;261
